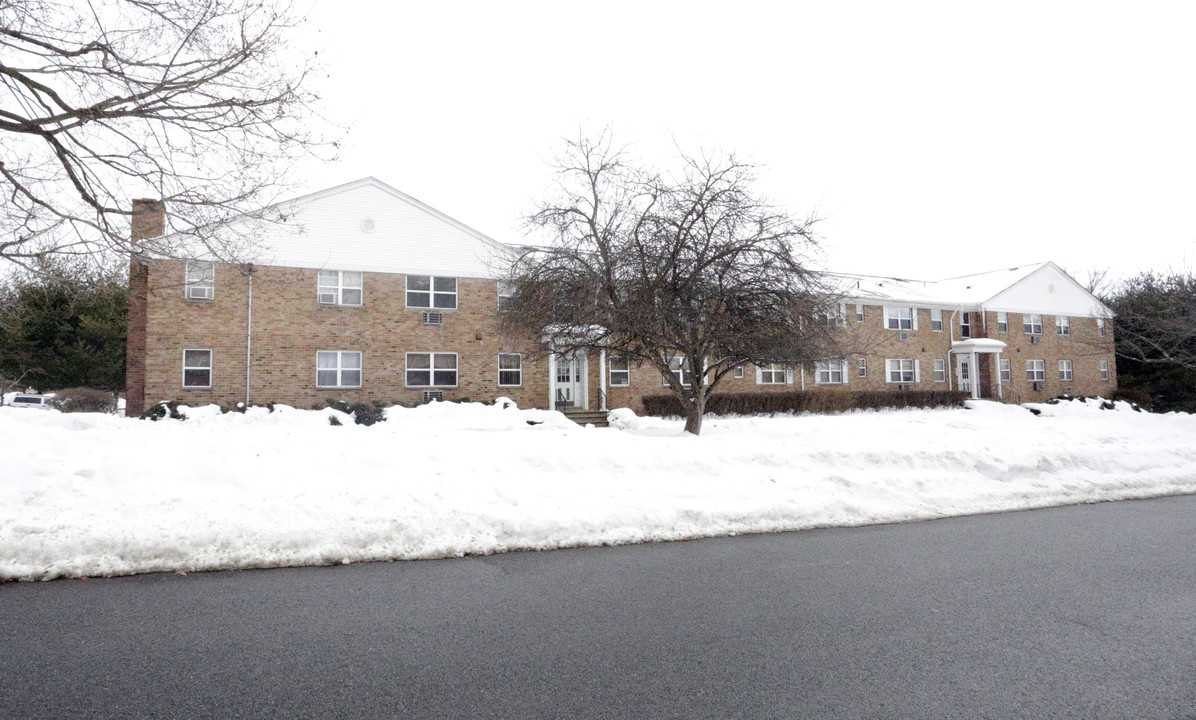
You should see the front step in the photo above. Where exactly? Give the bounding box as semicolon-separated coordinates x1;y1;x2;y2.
562;409;610;428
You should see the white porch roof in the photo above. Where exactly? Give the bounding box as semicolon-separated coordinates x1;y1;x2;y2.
951;338;1007;354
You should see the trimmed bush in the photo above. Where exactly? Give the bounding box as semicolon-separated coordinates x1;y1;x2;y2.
50;387;118;414
139;400;186;421
325;399;386;426
641;390;969;417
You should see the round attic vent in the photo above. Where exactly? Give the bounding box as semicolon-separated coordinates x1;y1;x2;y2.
360;218;376;233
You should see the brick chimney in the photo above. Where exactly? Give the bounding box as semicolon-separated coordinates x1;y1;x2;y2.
131;198;165;241
126;198;164;416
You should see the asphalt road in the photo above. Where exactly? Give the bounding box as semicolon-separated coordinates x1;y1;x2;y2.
2;495;1194;719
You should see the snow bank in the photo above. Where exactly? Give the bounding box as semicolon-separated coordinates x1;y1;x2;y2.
2;398;1195;581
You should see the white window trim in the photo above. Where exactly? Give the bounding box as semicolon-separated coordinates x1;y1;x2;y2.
1058;359;1073;381
997;312;1009;333
1100;359;1110;381
885;358;919;383
405;352;459;388
1000;358;1012;382
933;358;946;383
733;365;745;379
316;350;362;388
663;356;693;387
1024;313;1043;335
1097;317;1107;337
406;275;458;310
855;304;865;323
1056;316;1071;336
1026;359;1045;382
497;281;515;311
756;362;787;385
184;261;215;301
814;359;848;385
857;357;867;378
318;270;363;307
960;312;972;338
883;306;917;331
497;353;522;387
609;356;631;387
182;348;212;388
931;308;943;332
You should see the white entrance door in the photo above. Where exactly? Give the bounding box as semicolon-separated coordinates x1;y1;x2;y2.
554;353;587;409
956;355;973;396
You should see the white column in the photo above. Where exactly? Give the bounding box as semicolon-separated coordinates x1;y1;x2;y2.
548;353;557;411
995;351;1004;401
599;349;607;411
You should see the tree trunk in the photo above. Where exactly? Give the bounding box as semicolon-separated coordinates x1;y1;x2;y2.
683;392;705;435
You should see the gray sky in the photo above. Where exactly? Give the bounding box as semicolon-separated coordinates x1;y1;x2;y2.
293;1;1196;282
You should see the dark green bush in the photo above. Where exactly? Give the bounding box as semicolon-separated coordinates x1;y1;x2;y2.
50;387;118;414
325;399;387;426
641;390;969;417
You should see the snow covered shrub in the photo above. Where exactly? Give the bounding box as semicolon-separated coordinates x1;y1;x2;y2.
641;390;967;417
139;400;185;421
324;400;386;426
50;387;117;413
328;415;342;426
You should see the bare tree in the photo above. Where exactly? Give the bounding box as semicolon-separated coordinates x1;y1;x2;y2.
502;132;839;435
1;0;330;274
1106;271;1196;370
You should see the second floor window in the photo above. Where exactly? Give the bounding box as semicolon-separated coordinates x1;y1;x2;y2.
960;312;971;338
884;306;915;331
407;275;457;309
1056;316;1070;335
1024;314;1043;335
185;261;215;301
318;270;363;306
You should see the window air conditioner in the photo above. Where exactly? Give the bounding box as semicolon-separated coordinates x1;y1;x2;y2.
422;312;444;325
318;292;337;304
1030;335;1040;344
187;286;213;300
898;383;911;391
423;390;444;403
1032;382;1044;391
896;332;908;341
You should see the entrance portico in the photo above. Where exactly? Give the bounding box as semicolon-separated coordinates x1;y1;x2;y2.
949;338;1007;400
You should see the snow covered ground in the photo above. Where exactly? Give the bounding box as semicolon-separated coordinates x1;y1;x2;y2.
3;398;1195;581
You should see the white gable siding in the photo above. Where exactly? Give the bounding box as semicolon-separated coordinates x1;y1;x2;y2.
246;179;514;279
985;264;1112;318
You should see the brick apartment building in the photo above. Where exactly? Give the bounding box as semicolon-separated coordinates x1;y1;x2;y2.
125;178;1116;416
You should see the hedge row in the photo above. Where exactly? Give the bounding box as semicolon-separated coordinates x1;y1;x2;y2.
640;390;970;417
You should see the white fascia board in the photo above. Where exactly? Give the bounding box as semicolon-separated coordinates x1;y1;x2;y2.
984;262;1114;318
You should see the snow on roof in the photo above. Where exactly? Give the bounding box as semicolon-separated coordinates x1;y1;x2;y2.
828;263;1051;307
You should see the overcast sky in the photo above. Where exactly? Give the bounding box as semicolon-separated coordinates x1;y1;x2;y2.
292;1;1196;283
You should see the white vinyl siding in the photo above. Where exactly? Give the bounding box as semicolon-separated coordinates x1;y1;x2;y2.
182;349;212;388
316;350;362;388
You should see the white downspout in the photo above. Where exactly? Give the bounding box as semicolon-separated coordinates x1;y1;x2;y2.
548;353;557;411
599;349;607;411
947;308;958;393
800;363;806;391
245;264;255;407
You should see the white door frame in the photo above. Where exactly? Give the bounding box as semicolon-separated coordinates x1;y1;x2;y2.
551;352;587;410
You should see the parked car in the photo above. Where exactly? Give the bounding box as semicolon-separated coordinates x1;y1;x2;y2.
3;392;57;410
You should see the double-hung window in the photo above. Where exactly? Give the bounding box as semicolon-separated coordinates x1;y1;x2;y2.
931;309;943;332
318;270;363;306
664;357;693;386
407;275;457;309
997;312;1009;333
855;304;865;323
498;354;522;386
884;306;915;330
1097;318;1106;337
406;352;458;387
497;281;515;311
814;304;846;327
609;357;630;386
933;358;946;383
756;362;786;385
317;351;362;388
886;359;917;383
183;349;212;387
185;261;215;301
857;358;867;378
1000;358;1012;382
1100;359;1109;380
734;365;745;379
1056;316;1070;336
1026;359;1045;382
1058;359;1073;381
960;312;972;338
1024;314;1043;334
815;360;846;385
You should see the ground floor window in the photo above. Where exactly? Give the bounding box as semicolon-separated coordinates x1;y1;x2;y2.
610;356;630;386
317;350;362;388
498;354;522;386
663;356;692;386
1026;359;1045;382
1058;359;1073;381
886;359;917;383
756;362;786;385
1100;359;1109;381
407;352;457;387
1000;358;1011;382
933;358;946;383
183;349;212;388
857;358;867;378
815;360;845;384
